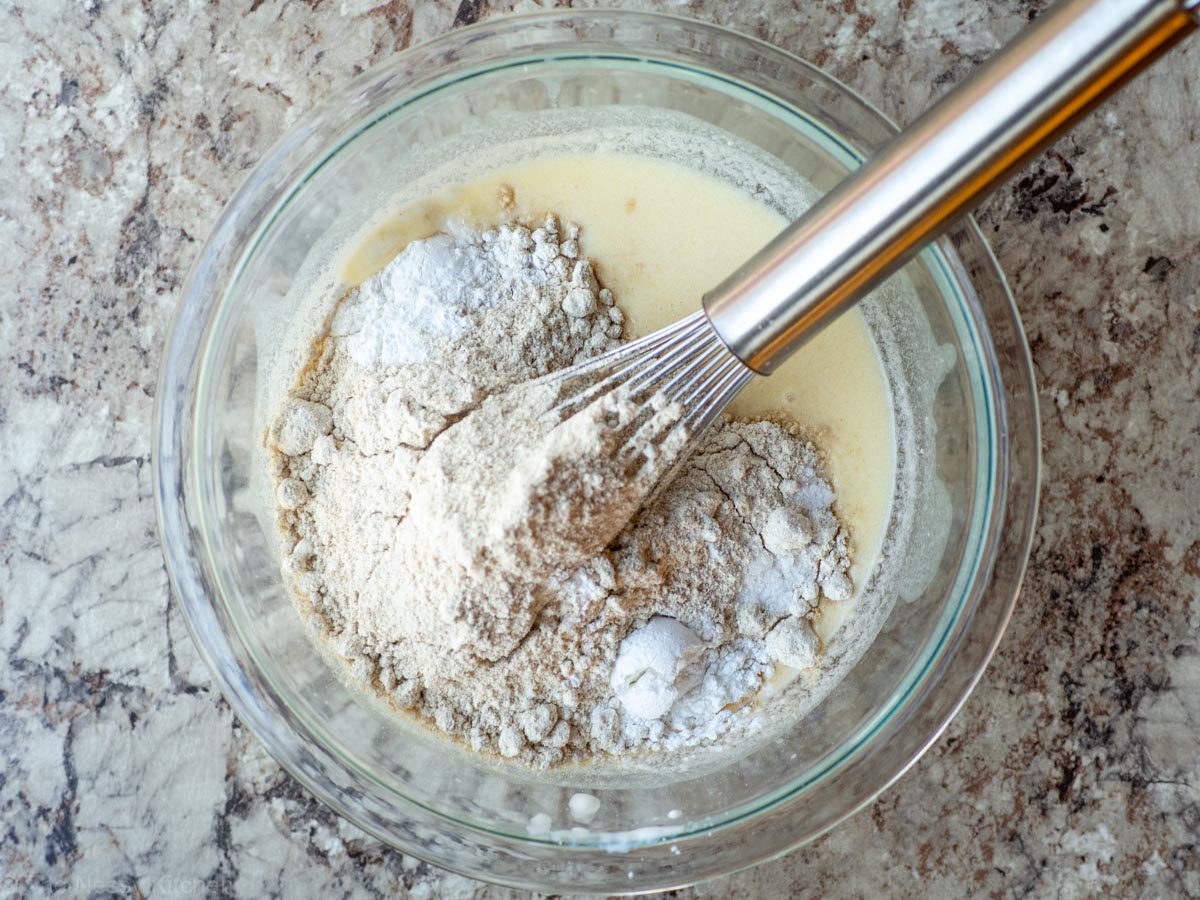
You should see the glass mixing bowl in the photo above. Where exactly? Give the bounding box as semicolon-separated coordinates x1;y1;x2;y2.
154;11;1039;893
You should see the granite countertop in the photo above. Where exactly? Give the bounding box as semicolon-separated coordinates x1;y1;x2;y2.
4;0;1199;896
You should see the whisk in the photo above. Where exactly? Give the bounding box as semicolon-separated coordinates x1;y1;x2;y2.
536;0;1197;491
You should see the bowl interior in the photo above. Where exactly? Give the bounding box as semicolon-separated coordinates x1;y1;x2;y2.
158;12;1036;892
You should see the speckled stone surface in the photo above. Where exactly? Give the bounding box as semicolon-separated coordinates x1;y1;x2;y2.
3;0;1199;896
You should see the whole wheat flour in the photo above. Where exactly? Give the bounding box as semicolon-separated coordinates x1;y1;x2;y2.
270;214;853;767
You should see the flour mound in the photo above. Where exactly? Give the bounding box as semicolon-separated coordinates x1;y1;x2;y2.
271;217;852;767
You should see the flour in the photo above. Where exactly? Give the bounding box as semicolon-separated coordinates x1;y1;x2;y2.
270;213;853;767
392;379;691;662
329;220;616;369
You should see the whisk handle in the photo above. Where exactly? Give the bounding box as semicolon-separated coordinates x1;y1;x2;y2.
703;0;1198;375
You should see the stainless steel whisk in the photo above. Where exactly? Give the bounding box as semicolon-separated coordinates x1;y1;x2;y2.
539;0;1197;473
548;312;752;435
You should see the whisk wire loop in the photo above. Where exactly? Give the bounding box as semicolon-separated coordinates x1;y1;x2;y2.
539;311;753;452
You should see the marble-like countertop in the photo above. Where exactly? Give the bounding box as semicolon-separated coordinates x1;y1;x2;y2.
3;0;1199;896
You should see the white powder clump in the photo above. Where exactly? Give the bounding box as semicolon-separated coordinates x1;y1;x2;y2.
610;616;704;720
332;227;550;367
270;214;853;767
569;793;602;824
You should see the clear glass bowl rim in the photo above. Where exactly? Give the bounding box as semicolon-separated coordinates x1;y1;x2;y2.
153;9;1041;893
